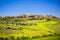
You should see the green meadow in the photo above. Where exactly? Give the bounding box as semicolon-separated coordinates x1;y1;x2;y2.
0;15;60;40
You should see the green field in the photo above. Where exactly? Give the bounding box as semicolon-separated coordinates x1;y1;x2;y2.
0;15;60;40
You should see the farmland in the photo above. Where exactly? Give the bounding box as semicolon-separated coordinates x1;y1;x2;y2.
0;14;60;40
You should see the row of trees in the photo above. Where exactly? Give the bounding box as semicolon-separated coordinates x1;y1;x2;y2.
0;34;54;40
0;26;23;30
0;36;29;40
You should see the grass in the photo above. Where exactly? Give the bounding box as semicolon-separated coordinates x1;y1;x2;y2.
0;20;60;40
29;36;60;40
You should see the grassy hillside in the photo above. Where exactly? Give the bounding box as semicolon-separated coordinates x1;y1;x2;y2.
0;15;60;40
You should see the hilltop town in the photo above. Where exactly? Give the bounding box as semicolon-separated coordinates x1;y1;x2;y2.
0;14;58;21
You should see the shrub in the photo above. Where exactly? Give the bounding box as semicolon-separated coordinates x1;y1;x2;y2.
5;37;9;40
6;27;11;29
34;23;37;25
16;37;21;40
42;35;48;37
48;34;53;36
32;36;41;38
54;32;56;35
21;36;29;40
0;28;1;30
47;18;51;21
0;37;4;40
55;34;60;36
48;31;52;33
18;27;23;30
10;36;15;40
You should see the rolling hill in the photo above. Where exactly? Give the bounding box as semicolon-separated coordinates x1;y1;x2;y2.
0;14;60;40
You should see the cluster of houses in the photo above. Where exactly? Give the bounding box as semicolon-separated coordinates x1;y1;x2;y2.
0;14;56;20
15;14;56;20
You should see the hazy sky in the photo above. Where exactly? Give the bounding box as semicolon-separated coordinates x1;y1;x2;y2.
0;0;60;17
